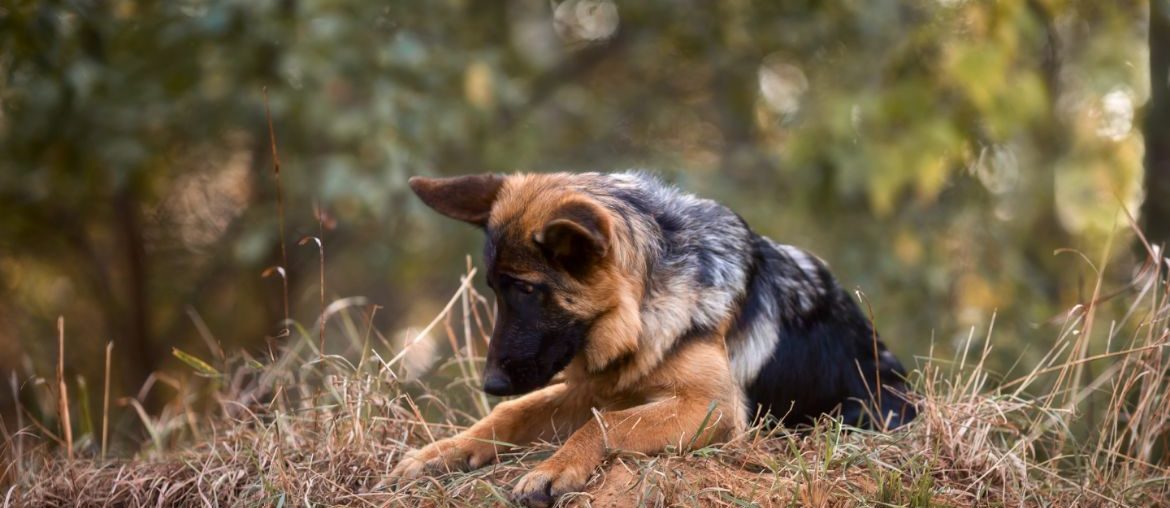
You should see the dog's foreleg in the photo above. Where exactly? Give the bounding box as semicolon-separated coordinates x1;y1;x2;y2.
512;341;741;506
389;382;592;480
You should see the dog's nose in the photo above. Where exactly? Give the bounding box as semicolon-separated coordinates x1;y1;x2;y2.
482;369;513;396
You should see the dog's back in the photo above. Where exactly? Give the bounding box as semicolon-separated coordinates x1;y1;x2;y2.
584;171;916;428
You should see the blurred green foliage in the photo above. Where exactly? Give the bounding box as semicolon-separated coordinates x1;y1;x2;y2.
0;0;1155;446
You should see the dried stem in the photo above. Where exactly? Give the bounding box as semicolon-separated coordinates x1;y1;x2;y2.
263;87;289;335
56;316;73;460
102;341;113;461
298;234;326;354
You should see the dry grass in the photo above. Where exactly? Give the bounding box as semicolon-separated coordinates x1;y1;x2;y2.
5;243;1170;506
3;260;1167;507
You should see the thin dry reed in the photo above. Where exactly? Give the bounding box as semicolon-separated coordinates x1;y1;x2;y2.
55;317;72;461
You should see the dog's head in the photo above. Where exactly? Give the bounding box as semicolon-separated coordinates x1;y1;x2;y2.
410;173;636;396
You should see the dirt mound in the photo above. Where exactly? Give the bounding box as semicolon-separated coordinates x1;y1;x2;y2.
23;440;981;507
578;457;794;507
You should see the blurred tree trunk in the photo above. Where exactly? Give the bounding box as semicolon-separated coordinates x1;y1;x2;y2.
1141;1;1170;251
114;188;157;408
1025;0;1073;302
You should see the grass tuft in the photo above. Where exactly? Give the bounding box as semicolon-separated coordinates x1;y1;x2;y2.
5;253;1170;507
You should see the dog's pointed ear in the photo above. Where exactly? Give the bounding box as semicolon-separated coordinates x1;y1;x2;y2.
408;174;505;227
535;200;611;278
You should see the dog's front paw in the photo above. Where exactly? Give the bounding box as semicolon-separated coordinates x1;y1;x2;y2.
512;458;594;507
388;436;499;482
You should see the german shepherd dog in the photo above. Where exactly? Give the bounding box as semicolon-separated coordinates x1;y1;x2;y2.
391;171;916;506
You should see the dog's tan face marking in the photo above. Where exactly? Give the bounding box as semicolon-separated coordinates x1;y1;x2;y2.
489;174;645;375
409;173;645;391
417;173;628;395
489;174;619;309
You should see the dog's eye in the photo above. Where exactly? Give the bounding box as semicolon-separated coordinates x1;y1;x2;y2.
497;274;537;295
